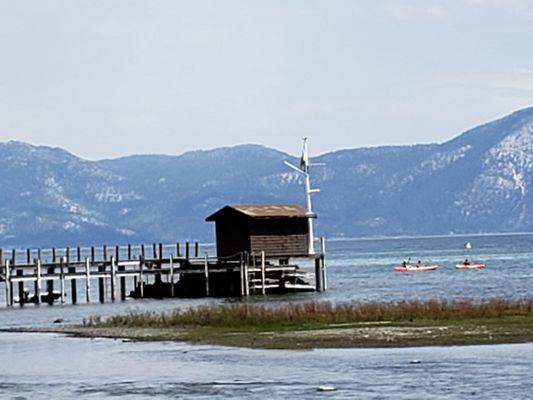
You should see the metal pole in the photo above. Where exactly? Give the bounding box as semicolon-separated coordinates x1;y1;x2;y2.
321;237;327;291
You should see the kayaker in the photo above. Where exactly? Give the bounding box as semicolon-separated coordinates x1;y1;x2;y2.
402;259;407;268
417;260;422;268
464;258;470;265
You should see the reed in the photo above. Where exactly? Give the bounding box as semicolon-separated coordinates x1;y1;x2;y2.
83;298;533;330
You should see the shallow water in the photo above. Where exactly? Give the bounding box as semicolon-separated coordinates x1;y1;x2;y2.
0;234;532;399
0;332;531;399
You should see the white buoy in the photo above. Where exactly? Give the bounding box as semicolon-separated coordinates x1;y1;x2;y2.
317;386;337;392
465;242;472;249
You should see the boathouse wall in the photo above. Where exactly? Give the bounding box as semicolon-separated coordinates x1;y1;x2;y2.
206;205;310;258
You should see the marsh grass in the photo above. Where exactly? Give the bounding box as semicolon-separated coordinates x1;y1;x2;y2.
83;298;533;330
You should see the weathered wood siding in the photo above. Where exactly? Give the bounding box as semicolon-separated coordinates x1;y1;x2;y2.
250;234;308;257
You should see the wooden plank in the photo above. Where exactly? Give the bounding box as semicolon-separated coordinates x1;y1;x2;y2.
5;260;11;306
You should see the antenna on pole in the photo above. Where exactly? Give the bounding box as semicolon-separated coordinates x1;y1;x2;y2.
283;137;322;256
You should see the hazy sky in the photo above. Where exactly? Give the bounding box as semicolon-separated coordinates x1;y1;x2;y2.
0;0;532;159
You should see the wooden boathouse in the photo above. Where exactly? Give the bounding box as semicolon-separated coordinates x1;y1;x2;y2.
205;204;312;258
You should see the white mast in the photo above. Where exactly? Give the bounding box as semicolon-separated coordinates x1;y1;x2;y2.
284;137;320;255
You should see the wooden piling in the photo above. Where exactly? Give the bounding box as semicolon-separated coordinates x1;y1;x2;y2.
45;264;54;304
35;258;41;305
243;258;249;296
66;247;70;264
59;257;66;303
169;255;175;297
239;254;245;297
11;249;16;266
127;244;132;260
176;242;181;257
110;256;117;301
260;251;266;295
139;256;144;298
52;247;56;263
195;242;199;258
26;248;31;264
17;269;24;306
77;246;81;262
159;243;163;260
69;260;77;305
5;259;11;307
315;256;323;292
85;257;91;302
99;245;106;302
152;243;157;259
185;242;190;260
204;253;209;296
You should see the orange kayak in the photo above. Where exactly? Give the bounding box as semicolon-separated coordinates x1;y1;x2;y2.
394;264;439;272
455;262;485;269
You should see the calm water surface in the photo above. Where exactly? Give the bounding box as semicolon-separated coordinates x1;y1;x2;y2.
0;235;532;399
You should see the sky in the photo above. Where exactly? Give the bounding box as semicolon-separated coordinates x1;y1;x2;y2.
0;0;532;160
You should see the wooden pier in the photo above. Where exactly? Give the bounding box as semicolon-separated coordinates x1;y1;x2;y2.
0;239;326;307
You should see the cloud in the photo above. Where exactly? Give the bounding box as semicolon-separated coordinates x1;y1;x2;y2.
383;3;449;20
467;0;528;10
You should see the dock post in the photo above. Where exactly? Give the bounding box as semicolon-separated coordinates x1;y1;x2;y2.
26;248;31;264
195;242;199;258
85;257;91;303
0;249;3;269
260;251;266;295
77;247;81;262
46;261;55;305
239;254;244;297
68;254;77;304
110;256;117;301
159;243;163;260
185;242;190;260
320;237;327;291
66;247;70;264
204;253;209;297
17;269;24;306
244;258;250;296
5;259;11;307
169;255;175;297
176;242;181;257
116;246;126;301
59;257;66;303
139;256;144;298
35;258;41;305
315;256;323;292
99;245;106;303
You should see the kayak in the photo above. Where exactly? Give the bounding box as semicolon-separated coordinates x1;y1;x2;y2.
394;264;439;272
455;262;485;269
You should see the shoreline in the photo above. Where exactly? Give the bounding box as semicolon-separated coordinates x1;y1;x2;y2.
6;315;533;349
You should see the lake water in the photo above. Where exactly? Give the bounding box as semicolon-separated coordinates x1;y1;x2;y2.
0;234;532;399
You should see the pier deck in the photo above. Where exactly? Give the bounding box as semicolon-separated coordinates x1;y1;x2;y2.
0;240;326;307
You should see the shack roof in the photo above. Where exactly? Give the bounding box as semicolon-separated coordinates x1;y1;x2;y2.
205;204;309;221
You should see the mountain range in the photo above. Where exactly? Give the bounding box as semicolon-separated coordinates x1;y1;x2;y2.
1;107;532;247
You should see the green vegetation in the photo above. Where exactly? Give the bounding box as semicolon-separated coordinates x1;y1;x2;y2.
84;298;532;329
59;298;533;349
